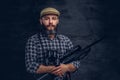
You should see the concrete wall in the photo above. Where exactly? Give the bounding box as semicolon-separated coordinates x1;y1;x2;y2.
0;0;120;80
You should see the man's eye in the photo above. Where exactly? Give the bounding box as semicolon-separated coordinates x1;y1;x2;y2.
52;17;57;20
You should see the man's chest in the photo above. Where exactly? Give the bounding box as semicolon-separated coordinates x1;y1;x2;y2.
39;38;68;53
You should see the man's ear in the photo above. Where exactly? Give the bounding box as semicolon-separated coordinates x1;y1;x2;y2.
39;19;42;25
57;19;59;24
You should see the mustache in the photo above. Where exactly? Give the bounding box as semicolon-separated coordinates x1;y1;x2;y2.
46;24;55;27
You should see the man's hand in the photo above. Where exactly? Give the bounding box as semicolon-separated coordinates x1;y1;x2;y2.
51;64;69;77
36;65;56;74
36;64;76;77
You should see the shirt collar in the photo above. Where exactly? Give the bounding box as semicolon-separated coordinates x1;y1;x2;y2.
40;32;60;40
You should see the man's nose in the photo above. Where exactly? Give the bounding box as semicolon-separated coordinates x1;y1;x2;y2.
49;19;53;24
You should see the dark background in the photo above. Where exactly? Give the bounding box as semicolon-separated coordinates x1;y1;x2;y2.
0;0;120;80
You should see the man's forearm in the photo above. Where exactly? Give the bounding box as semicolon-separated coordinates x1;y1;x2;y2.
36;64;55;74
66;64;77;72
36;64;76;74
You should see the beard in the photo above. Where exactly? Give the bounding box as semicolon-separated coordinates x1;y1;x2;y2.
40;24;57;35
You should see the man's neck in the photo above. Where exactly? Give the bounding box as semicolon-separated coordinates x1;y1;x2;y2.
48;34;55;40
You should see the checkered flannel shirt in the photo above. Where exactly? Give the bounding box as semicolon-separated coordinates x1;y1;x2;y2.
25;33;80;79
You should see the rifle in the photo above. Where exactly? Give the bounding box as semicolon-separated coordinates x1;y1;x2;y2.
35;37;104;80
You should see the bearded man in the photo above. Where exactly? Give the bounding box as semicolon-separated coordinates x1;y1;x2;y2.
25;7;80;80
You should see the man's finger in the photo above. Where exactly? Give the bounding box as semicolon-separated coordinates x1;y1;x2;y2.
52;69;62;74
51;67;60;72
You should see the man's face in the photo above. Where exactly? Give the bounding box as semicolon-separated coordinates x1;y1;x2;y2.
40;14;59;31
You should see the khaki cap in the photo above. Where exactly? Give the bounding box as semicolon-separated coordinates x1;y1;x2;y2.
40;7;60;17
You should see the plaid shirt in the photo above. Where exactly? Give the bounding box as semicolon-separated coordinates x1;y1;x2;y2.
25;33;80;80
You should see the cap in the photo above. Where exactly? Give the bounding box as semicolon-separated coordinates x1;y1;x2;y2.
40;7;60;17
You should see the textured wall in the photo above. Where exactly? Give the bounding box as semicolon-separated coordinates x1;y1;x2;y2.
0;0;120;80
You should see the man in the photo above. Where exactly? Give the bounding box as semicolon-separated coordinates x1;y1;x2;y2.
25;7;80;80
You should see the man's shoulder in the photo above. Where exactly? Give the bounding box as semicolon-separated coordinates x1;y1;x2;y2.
57;34;70;40
58;34;73;47
27;33;39;42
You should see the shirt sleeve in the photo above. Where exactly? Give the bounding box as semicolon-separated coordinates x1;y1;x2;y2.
25;37;39;73
66;37;80;69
